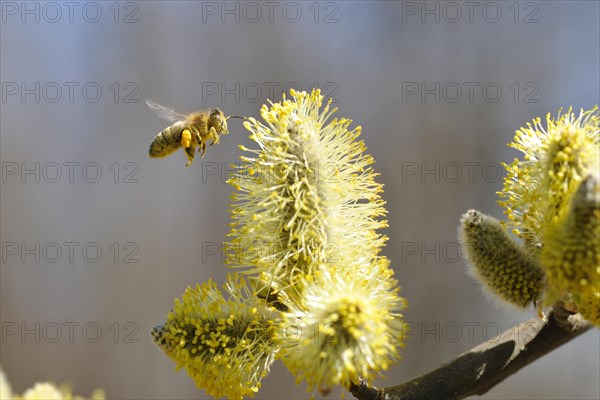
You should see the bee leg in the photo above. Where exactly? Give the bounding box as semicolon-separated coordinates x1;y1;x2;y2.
199;140;207;157
184;144;195;167
208;127;219;145
181;129;192;149
193;129;202;145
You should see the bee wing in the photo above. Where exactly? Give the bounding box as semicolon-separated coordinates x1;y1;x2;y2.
145;99;187;123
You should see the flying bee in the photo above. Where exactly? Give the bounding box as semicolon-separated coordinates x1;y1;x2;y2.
146;99;244;167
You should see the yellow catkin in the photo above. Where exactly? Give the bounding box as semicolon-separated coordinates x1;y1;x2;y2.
498;107;599;246
279;266;406;393
227;89;406;392
541;174;600;315
0;369;105;400
489;106;599;323
227;89;389;302
151;274;278;400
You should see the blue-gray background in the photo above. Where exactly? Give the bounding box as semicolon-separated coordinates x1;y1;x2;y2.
1;1;599;399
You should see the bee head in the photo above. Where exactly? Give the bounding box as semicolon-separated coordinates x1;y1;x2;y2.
210;108;228;135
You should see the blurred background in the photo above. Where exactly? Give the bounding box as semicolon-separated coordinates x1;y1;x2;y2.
1;1;598;399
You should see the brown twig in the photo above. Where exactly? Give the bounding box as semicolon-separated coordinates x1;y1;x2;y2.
350;304;591;400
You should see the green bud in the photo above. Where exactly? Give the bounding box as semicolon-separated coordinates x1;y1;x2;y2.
460;210;546;308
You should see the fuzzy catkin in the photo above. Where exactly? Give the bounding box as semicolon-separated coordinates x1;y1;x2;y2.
460;209;546;308
498;107;599;246
227;89;406;391
279;265;406;392
227;89;389;300
542;174;600;318
151;275;278;399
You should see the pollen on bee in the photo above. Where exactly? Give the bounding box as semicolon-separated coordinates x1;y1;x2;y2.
181;129;192;148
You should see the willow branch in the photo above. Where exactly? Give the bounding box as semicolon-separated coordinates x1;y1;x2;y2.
350;303;591;400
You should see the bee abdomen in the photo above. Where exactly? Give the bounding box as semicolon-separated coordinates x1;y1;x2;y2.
149;122;185;158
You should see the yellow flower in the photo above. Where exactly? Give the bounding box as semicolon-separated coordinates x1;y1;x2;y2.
227;89;388;302
225;89;405;392
0;368;105;400
1;369;12;400
151;274;278;400
18;383;63;400
541;174;599;311
494;106;599;323
498;106;599;246
278;265;406;393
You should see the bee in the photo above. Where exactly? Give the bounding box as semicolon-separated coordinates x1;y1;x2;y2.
146;99;243;167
